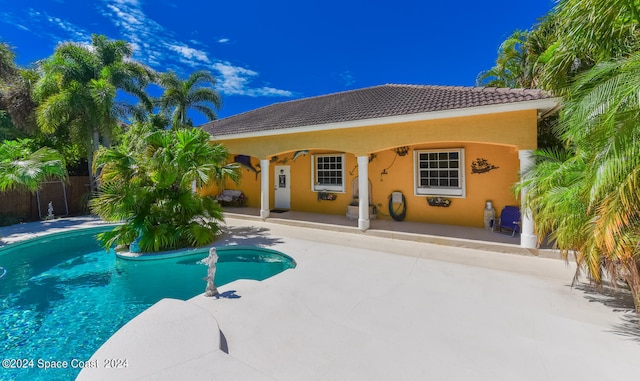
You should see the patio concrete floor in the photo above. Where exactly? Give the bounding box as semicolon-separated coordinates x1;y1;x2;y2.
224;207;556;257
75;214;639;380
2;215;639;380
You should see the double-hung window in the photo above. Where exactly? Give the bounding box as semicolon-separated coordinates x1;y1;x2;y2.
312;153;345;192
414;148;465;196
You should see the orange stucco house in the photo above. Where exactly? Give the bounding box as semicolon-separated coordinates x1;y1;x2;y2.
201;84;560;248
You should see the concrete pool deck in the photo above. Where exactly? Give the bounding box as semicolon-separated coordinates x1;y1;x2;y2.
2;216;640;380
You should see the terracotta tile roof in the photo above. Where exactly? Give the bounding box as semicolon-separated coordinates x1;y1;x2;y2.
201;84;554;136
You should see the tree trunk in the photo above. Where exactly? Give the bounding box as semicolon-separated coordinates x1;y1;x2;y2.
86;144;96;192
102;126;112;148
93;128;100;152
87;128;100;192
624;259;640;313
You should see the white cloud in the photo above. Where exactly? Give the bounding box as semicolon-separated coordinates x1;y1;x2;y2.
250;87;295;97
0;9;92;44
48;15;91;41
99;1;293;97
166;43;210;64
0;1;294;100
0;12;32;32
339;70;355;86
101;0;166;65
212;62;294;97
212;62;258;95
101;0;215;70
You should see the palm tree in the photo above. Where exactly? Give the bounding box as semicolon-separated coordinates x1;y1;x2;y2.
480;1;640;95
0;138;67;192
564;53;640;306
536;0;640;93
156;70;222;129
1;68;40;134
477;11;564;90
0;41;17;82
518;148;591;264
490;0;640;310
0;41;24;140
476;30;533;88
34;34;154;189
519;52;640;312
90;124;239;252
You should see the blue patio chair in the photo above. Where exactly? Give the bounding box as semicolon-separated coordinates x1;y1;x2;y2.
491;206;521;237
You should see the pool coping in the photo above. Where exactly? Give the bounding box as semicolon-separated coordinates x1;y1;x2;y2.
0;224;117;253
116;246;212;260
116;245;297;266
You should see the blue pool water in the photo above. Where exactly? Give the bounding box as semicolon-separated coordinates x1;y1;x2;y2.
0;226;295;380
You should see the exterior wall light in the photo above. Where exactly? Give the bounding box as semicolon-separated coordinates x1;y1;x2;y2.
393;146;410;156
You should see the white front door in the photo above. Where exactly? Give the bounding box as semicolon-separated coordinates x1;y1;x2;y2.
274;165;290;209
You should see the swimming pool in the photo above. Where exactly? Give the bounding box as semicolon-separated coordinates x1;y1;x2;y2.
0;226;295;380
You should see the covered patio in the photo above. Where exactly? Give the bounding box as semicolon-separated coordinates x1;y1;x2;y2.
203;84;561;251
222;207;557;257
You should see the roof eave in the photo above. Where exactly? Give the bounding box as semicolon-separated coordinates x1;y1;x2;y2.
209;97;562;141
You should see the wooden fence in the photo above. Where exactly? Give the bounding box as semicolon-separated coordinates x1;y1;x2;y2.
0;176;91;221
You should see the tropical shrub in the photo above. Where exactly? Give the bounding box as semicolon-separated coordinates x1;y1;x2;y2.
519;54;640;312
486;0;640;312
0;138;67;192
0;213;21;227
90;125;239;253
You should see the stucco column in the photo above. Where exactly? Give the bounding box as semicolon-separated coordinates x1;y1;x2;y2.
518;150;537;248
357;155;370;231
260;159;270;220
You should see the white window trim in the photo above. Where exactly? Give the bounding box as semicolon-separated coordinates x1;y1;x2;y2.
414;148;466;197
311;153;346;192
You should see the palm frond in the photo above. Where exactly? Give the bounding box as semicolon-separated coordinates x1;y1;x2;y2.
0;139;67;192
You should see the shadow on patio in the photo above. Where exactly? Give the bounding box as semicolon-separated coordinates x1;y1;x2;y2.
222;207;559;258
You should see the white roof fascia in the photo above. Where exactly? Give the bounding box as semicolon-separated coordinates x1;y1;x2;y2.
211;98;561;141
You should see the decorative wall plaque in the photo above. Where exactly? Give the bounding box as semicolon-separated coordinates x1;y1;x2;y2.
471;158;499;174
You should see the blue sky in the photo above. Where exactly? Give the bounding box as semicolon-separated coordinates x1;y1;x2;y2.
0;0;555;122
